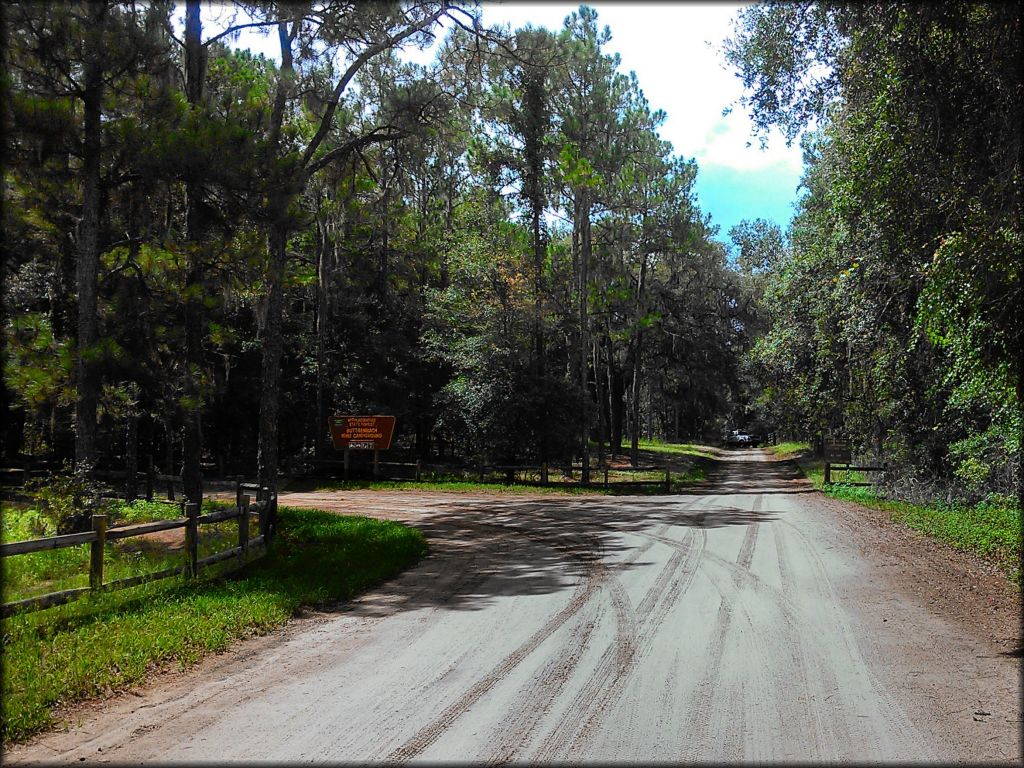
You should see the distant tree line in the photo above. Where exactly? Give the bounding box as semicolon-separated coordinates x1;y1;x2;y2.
2;1;751;496
725;1;1021;501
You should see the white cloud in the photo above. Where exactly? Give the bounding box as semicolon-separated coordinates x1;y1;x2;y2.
202;1;803;173
479;2;803;173
695;118;802;172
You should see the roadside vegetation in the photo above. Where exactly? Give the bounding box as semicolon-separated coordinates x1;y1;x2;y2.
295;439;708;494
636;439;717;460
726;4;1019;532
0;504;427;745
766;444;1022;587
3;497;245;604
727;4;1021;588
763;441;809;461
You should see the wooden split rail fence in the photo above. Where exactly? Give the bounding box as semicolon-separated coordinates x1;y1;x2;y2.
2;459;184;502
451;462;674;492
0;483;277;619
307;458;674;491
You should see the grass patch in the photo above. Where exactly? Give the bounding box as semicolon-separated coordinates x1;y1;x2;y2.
674;467;706;485
765;441;812;460
637;439;717;459
0;506;426;744
796;459;1021;586
1;500;246;604
109;498;185;523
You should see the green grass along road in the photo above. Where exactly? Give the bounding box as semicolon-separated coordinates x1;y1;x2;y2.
1;506;427;744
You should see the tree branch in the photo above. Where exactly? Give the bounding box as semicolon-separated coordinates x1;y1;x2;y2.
300;1;450;170
306;126;409;176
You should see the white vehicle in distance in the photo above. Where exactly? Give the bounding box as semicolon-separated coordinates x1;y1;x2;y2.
725;429;757;448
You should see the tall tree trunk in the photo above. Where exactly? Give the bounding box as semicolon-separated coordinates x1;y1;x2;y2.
630;331;642;466
608;335;624;455
181;0;206;506
523;67;548;464
125;414;138;500
593;335;606;467
164;414;175;500
532;203;547;465
257;225;287;489
257;18;295;492
578;193;591;484
629;247;651;466
74;1;105;474
315;214;330;457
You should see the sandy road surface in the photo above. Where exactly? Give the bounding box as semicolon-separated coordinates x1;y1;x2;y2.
8;451;1020;763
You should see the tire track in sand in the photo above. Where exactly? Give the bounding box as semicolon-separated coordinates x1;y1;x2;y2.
100;519;511;761
772;520;851;758
532;503;713;761
383;522;609;762
481;516;677;764
673;495;764;762
775;517;935;760
686;512;932;761
595;523;709;758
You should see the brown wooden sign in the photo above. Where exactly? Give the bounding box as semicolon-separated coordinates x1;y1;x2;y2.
329;415;396;451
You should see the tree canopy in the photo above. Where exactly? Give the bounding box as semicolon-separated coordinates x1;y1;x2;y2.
725;0;1021;499
4;1;1015;508
2;2;748;497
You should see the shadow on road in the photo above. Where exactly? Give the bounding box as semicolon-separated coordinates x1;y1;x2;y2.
677;453;814;496
294;454;809;619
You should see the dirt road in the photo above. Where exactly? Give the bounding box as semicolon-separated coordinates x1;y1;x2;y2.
8;451;1020;763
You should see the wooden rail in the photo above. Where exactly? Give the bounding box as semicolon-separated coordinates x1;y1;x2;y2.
304;458;671;490
1;530;98;557
1;486;277;619
440;463;673;492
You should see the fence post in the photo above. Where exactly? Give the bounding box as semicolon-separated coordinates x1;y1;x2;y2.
90;514;107;590
664;467;671;493
184;502;199;578
604;467;609;486
238;494;250;557
415;459;422;481
259;487;270;538
270;492;278;541
824;462;831;485
146;455;155;501
235;475;244;510
541;462;549;485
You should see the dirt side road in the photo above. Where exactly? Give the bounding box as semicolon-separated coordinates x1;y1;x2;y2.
7;452;1020;763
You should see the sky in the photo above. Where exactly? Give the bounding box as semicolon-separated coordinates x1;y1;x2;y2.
204;1;805;246
461;2;805;244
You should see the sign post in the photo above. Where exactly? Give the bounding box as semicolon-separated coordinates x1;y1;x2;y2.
329;416;396;479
